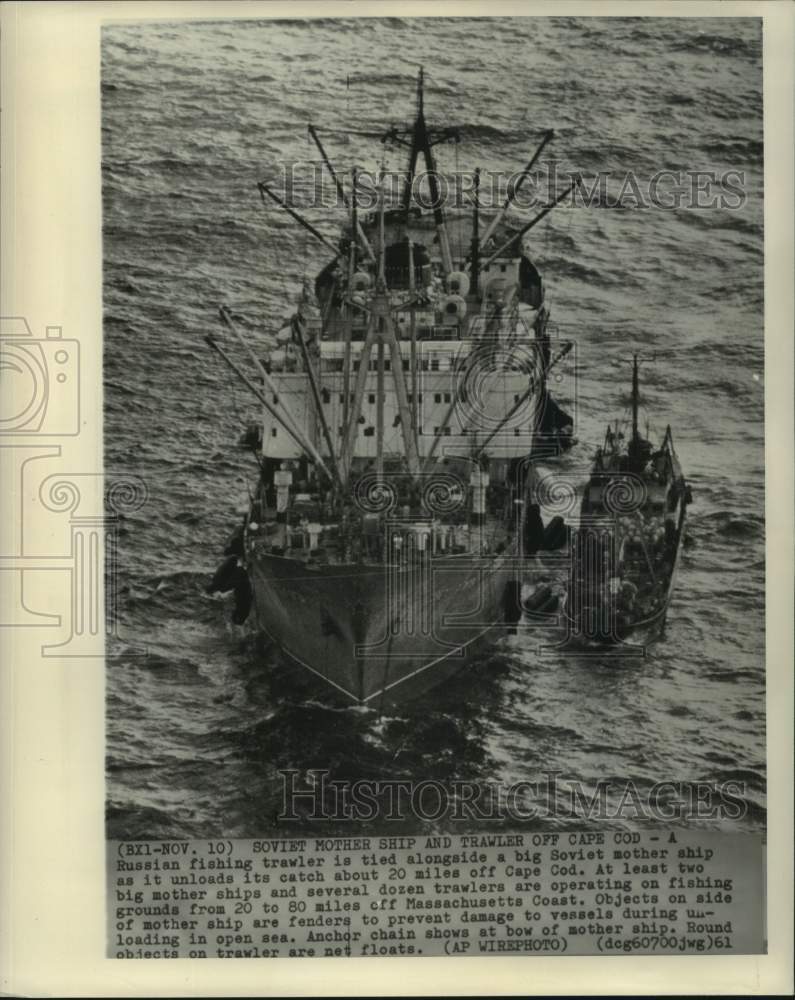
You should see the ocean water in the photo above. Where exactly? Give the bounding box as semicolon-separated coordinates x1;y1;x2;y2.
102;16;765;839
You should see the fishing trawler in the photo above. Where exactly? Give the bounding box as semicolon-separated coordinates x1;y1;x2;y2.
566;355;692;645
207;69;579;707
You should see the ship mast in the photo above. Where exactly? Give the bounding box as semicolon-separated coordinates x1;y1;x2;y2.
470;166;480;295
376;176;386;476
631;352;639;447
342;169;358;431
383;66;459;276
340;175;421;482
407;229;419;436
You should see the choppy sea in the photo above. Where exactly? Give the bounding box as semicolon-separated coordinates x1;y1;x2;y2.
102;16;765;839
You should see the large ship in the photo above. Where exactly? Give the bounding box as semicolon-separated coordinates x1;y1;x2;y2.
207;70;578;708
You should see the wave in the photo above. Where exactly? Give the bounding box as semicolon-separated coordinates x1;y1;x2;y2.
702;667;764;684
106;801;195;840
698;510;764;541
701;137;763;161
347;71;416;87
669;32;761;61
665;92;696;107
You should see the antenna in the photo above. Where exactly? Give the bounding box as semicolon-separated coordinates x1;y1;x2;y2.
342;167;358;439
476;130;554;252
622;351;656;445
377;171;387;289
471;166;480;295
351;166;359;273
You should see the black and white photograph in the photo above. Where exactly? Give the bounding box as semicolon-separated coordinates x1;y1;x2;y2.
2;0;793;987
103;13;765;843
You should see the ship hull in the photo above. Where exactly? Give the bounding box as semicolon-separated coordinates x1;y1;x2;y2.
247;548;519;708
566;493;689;647
617;500;688;644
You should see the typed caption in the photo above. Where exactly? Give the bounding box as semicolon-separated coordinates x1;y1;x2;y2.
109;829;764;959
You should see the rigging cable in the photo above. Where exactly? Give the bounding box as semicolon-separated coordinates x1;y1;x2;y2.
211;321;263;501
454;138;461;262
